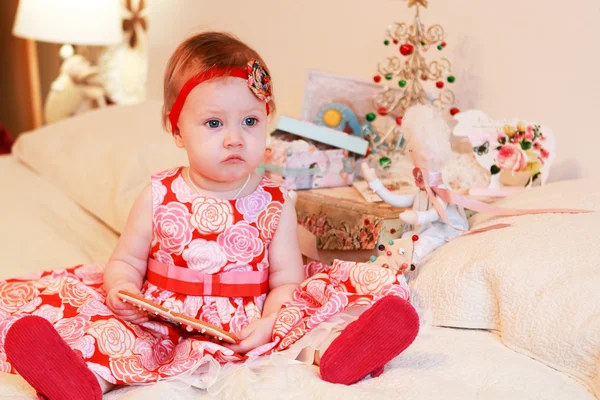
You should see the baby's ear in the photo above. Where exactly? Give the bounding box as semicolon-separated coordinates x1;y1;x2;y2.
172;127;185;148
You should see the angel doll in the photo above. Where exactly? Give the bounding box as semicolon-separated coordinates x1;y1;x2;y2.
361;105;468;266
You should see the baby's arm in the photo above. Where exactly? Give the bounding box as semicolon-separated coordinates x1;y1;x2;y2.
104;185;154;323
226;196;304;353
262;197;305;317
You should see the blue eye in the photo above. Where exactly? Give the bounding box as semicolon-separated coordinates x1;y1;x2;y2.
205;120;222;129
243;117;258;127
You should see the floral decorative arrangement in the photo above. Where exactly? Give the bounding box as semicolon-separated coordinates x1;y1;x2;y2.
491;122;550;185
454;110;556;195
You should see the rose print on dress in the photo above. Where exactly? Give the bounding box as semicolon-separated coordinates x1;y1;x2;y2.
88;319;136;358
154;202;192;255
171;174;198;203
191;197;234;235
235;186;272;223
0;282;40;313
110;355;158;384
256;201;282;241
32;304;64;323
217;221;264;264
349;263;397;295
153;250;175;266
182;239;228;274
152;180;167;211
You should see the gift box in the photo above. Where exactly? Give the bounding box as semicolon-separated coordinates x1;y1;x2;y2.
260;116;369;190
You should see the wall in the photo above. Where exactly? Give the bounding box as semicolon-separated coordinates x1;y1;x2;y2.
146;0;600;182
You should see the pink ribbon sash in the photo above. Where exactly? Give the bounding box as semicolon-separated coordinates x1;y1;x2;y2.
413;168;592;234
146;258;270;297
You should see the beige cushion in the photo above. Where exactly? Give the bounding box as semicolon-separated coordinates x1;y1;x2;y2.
12;101;187;233
410;179;600;397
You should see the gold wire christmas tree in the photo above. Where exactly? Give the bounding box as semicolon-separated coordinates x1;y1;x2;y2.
362;0;459;163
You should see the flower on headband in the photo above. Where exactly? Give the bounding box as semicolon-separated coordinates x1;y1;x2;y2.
246;60;273;103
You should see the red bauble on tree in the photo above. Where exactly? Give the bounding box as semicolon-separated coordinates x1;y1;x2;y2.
400;44;414;56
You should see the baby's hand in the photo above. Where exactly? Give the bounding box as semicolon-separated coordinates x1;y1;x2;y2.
224;314;277;354
105;283;149;324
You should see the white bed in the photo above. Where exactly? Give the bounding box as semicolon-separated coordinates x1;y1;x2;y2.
0;101;597;399
1;0;599;395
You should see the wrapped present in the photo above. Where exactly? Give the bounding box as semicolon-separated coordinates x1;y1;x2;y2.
260;116;369;190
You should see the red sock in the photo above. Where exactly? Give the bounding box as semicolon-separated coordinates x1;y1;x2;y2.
319;296;419;385
5;315;102;400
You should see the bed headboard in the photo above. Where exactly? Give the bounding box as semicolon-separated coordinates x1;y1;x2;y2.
146;0;600;182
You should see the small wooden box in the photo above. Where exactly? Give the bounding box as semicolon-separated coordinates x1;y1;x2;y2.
295;186;409;264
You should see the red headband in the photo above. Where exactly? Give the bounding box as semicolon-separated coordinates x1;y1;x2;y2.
168;59;272;134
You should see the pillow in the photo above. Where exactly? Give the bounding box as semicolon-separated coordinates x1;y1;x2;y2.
12;101;187;233
410;178;600;397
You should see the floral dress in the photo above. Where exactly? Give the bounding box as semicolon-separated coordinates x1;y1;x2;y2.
0;167;410;386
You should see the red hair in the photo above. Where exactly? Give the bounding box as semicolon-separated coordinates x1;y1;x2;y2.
162;31;276;131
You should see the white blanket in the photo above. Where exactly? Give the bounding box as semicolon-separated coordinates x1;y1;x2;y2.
0;327;593;399
411;178;600;397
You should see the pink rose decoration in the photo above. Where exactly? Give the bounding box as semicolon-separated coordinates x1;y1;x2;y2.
171;175;198;203
182;239;227;274
74;264;105;285
199;301;223;328
153;250;175;266
306;291;348;329
59;280;96;307
88;319;135;358
349;263;397;295
216;297;236;324
236;186;272;223
229;306;250;334
383;281;411;301
217;221;264;264
0;353;11;373
278;327;305;350
497;144;528;172
33;304;64;323
152;180;167;210
191;197;233;234
541;149;550;159
153;339;175;365
256;201;282;241
153;168;179;181
224;263;253;272
328;260;353;284
244;301;261;324
182;296;204;319
72;335;96;359
292;290;322;311
79;299;112;317
273;305;304;335
525;126;535;140
110;355;157;384
54;315;90;345
86;362;117;384
154;202;192;255
0;282;39;313
306;279;327;305
256;250;269;271
134;339;158;371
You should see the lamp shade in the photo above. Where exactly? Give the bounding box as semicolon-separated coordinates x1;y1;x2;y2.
12;0;123;46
